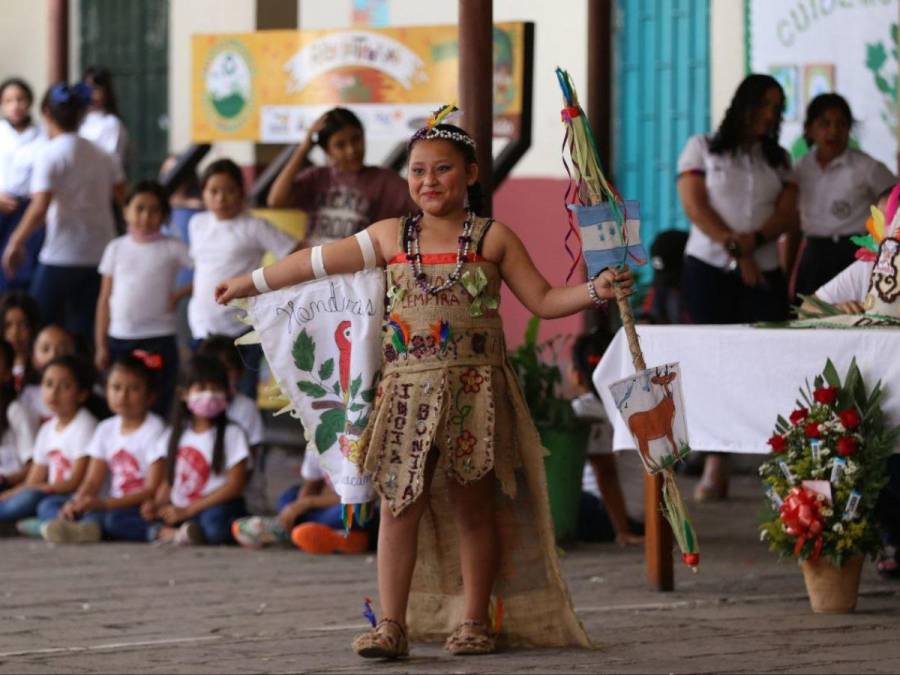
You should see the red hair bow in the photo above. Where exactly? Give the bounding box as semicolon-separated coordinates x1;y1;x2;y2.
132;350;163;370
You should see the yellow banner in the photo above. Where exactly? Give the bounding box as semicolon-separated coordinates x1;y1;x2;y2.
191;23;527;142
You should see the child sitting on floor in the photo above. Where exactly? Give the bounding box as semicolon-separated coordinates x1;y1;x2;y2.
0;339;37;492
570;329;643;546
195;334;264;455
0;290;40;389
0;355;96;535
43;353;166;543
232;448;369;554
19;323;75;424
144;355;248;545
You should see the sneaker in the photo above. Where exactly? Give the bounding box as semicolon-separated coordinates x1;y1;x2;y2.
40;519;101;544
232;516;288;549
15;517;43;539
173;521;205;546
876;545;900;579
290;522;368;555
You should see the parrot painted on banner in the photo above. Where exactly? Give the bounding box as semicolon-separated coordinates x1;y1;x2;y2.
335;320;352;404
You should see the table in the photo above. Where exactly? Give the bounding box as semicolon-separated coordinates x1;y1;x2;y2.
594;324;900;454
592;324;900;590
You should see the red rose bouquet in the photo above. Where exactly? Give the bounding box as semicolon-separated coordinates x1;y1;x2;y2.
759;359;897;565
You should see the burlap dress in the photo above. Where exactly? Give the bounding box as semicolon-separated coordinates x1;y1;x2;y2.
357;216;590;648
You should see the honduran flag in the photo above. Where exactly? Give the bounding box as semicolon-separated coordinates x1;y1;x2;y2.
569;200;646;278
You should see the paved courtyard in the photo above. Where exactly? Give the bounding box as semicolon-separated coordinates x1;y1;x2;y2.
1;456;899;673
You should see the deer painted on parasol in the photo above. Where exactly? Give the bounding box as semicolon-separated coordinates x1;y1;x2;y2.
626;370;680;467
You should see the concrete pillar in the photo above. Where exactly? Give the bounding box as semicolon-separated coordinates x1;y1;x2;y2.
459;0;494;215
48;0;69;84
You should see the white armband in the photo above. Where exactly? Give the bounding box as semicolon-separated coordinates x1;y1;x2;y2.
310;245;327;279
355;230;376;269
251;267;272;294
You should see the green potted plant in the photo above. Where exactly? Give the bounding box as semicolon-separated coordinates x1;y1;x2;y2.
509;316;588;543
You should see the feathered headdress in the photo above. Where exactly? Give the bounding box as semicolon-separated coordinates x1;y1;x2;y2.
427;103;461;127
410;103;474;148
852;183;900;262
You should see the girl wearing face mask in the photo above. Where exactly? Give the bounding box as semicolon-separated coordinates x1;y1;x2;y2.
146;355;248;545
267;107;413;247
94;180;192;416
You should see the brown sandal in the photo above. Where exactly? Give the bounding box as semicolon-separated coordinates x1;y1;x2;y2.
352;618;409;659
444;619;497;655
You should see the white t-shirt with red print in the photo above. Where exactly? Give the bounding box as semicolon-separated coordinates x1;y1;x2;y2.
154;423;249;509
0;401;39;476
20;384;51;426
85;413;166;499
32;408;97;484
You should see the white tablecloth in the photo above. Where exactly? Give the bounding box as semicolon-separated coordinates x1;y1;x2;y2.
593;325;900;454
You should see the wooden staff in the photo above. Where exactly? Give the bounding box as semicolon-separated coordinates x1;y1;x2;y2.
614;279;674;591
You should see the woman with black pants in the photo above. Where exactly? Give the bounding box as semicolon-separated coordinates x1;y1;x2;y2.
676;74;797;500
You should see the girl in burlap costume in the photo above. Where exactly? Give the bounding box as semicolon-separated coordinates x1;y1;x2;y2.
215;116;633;658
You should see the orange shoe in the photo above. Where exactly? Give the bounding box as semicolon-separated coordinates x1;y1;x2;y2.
290;522;368;555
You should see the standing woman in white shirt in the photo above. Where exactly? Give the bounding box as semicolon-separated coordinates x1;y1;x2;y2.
792;93;896;297
677;74;798;501
0;83;126;346
0;78;45;291
187;159;297;398
78;66;129;173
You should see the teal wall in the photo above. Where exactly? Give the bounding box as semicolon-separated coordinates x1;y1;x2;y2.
614;0;710;280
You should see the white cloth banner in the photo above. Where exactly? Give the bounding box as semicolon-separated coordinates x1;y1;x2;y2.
594;324;900;455
242;270;385;506
747;0;898;168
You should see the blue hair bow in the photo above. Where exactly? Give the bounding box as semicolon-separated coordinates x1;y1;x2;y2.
49;82;92;107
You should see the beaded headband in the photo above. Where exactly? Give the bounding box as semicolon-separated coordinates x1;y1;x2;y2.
409;103;477;150
411;127;477;149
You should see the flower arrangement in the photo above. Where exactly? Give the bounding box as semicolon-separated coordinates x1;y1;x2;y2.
759;359;897;566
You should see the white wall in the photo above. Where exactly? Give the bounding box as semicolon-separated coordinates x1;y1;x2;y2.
710;0;745;131
0;2;49;105
301;0;588;179
168;0;256;162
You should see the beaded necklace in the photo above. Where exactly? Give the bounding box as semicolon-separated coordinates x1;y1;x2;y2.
405;210;474;295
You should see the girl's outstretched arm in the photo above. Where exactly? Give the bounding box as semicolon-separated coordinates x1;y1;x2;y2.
488;221;634;319
214;218;399;304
